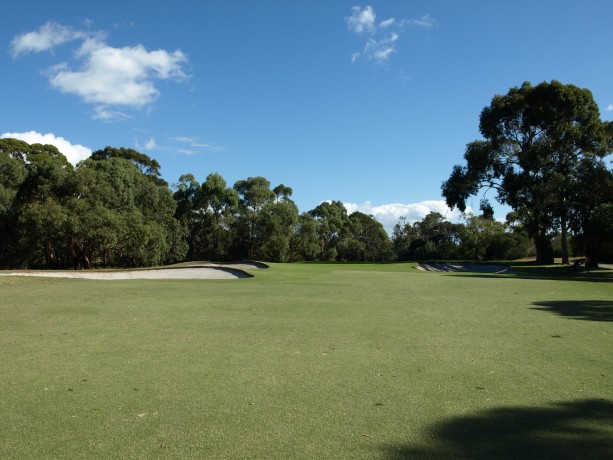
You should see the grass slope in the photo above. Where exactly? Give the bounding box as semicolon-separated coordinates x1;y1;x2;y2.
1;263;611;459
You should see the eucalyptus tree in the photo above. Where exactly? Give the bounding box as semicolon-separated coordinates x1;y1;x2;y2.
173;174;201;224
90;146;165;184
460;214;506;261
568;159;613;266
339;211;391;262
442;81;613;264
12;143;74;267
289;213;320;261
0;139;28;266
309;200;348;261
232;177;301;261
193;172;239;261
233;176;277;259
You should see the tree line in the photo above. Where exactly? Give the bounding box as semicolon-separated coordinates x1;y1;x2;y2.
1;81;611;269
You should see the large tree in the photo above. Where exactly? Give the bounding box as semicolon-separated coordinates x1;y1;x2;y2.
442;81;613;264
188;172;239;261
1;140;186;269
0;139;29;266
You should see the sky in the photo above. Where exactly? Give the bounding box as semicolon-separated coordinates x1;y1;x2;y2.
3;1;613;232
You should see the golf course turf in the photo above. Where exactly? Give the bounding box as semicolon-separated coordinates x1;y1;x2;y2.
1;262;611;458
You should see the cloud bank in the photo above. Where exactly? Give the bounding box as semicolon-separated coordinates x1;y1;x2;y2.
1;131;92;165
346;6;435;64
10;22;188;120
343;200;471;234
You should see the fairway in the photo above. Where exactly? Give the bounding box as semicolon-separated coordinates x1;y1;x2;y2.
1;263;612;459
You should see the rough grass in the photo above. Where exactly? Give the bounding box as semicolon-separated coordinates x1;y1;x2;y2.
1;263;611;459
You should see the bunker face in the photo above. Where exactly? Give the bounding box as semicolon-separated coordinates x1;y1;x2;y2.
417;263;511;274
0;264;259;280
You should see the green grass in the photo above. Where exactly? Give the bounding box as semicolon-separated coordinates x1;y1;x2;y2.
1;263;612;459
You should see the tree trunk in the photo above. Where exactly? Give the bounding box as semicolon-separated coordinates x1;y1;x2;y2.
81;254;91;270
534;234;554;264
560;213;569;265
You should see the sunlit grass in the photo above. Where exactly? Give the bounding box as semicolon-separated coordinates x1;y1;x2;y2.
1;263;611;458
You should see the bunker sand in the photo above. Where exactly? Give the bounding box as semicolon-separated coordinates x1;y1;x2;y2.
0;262;266;280
417;263;512;274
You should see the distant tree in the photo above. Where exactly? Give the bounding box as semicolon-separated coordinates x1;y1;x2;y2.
64;156;186;268
340;211;391;261
192;173;239;261
13;143;74;267
173;174;201;223
414;212;461;259
392;212;461;260
2;141;186;269
90;146;166;185
289;213;320;261
233;176;277;259
392;216;417;261
0;139;29;266
309;201;348;260
459;214;506;260
257;198;299;262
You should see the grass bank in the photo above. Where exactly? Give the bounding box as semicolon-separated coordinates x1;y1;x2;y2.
1;263;611;458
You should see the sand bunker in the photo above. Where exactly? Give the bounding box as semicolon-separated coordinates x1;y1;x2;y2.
0;262;266;281
417;263;511;274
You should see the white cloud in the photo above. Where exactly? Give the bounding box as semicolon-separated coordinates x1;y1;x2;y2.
379;18;396;29
346;7;435;65
135;135;221;156
11;22;189;120
363;33;399;63
1;131;92;165
173;136;211;148
145;137;157;149
10;21;85;57
606;104;613;111
402;14;436;29
342;200;472;234
92;106;130;121
346;6;377;34
49;40;187;108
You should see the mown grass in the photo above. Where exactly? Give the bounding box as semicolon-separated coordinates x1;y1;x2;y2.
1;263;611;459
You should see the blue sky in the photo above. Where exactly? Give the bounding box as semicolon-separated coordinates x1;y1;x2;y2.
3;1;613;231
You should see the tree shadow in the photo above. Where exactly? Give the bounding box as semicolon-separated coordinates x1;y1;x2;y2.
531;300;613;322
444;266;613;283
383;399;613;459
420;260;613;283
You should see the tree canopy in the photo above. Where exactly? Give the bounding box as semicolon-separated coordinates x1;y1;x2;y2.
442;81;613;264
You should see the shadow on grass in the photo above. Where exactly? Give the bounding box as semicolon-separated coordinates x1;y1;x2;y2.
383;399;613;459
442;262;613;283
531;300;613;322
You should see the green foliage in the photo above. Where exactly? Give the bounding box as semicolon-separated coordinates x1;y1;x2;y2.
0;139;186;269
442;80;613;264
289;213;320;261
90;146;164;184
567;159;613;265
460;214;506;260
392;212;461;260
